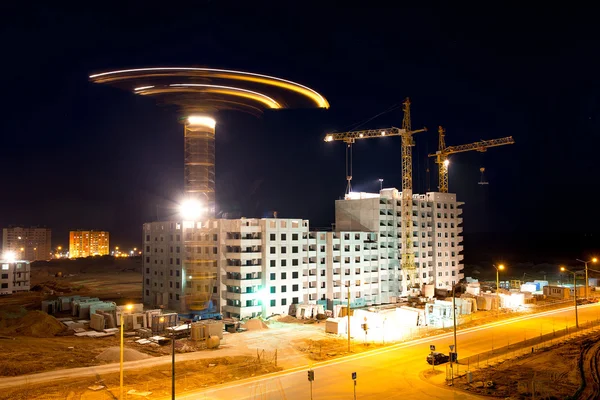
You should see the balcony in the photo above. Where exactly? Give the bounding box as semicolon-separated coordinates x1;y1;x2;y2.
240;225;262;233
457;245;464;252
226;252;262;260
225;238;262;247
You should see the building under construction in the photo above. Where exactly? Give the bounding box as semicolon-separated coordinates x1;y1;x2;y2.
91;69;513;318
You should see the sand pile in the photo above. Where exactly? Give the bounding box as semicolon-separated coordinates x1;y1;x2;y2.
96;347;151;362
274;315;300;324
244;319;268;331
0;310;65;337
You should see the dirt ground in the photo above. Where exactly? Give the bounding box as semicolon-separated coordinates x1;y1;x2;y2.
0;256;143;311
0;355;281;400
454;335;589;399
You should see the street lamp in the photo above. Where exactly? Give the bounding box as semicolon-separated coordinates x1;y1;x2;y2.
451;281;461;380
378;178;384;191
576;257;597;300
493;264;505;317
120;304;133;399
560;266;579;328
158;316;177;400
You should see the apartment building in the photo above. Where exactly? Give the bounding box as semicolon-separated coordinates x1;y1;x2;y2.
336;189;464;292
0;259;31;294
2;226;51;261
142;188;464;318
69;230;110;258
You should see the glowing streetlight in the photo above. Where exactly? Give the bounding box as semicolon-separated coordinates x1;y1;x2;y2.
576;257;598;300
57;246;62;251
2;251;16;262
493;264;505;317
120;304;133;399
179;199;204;221
378;178;384;191
560;266;579;328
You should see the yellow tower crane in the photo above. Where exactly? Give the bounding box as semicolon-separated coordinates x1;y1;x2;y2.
429;126;515;193
324;98;427;292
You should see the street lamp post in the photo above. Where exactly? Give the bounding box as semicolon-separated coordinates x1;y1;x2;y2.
576;257;597;300
493;264;505;317
159;316;176;400
561;266;579;328
378;178;383;191
451;282;461;364
120;304;133;399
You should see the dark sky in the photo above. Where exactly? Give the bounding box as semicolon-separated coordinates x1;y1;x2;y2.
1;3;599;250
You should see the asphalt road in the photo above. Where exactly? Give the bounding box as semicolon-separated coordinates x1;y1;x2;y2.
176;304;600;399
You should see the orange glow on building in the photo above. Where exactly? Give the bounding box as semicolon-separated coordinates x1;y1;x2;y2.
69;230;109;258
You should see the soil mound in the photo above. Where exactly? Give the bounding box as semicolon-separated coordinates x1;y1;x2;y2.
274;315;301;323
0;310;65;337
244;319;268;331
96;347;151;362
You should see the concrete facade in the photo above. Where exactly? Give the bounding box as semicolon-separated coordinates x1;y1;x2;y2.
142;189;465;319
336;189;465;293
2;226;51;261
0;259;31;294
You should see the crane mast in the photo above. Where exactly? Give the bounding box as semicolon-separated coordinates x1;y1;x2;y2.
430;126;515;193
324;98;426;295
401;98;419;290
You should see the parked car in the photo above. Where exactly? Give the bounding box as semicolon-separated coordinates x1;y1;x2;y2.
426;352;450;365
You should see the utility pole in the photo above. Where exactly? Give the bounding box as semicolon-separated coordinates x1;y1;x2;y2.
561;266;579;328
172;329;175;400
347;285;351;352
577;258;597;300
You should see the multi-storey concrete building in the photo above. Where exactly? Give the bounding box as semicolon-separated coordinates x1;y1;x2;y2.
142;189;464;319
0;259;31;294
336;189;464;293
69;230;110;258
2;226;51;261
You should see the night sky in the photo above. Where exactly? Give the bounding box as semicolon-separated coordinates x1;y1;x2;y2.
1;3;599;250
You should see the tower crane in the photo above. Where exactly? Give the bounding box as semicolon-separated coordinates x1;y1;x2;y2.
429;126;515;193
324;98;427;293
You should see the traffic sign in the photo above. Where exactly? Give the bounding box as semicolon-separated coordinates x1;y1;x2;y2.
352;372;357;380
430;345;435;351
308;370;314;381
449;344;455;351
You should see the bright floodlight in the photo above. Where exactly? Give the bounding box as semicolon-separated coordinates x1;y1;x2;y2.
325;135;333;142
443;159;450;167
187;115;216;129
3;251;16;262
180;199;204;220
380;131;386;136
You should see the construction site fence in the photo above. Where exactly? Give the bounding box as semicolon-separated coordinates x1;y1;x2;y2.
447;316;600;379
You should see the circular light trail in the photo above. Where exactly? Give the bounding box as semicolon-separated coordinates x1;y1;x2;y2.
89;66;329;109
89;66;329;218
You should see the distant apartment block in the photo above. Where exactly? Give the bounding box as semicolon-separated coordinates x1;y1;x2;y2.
142;188;465;319
69;230;110;258
0;259;31;294
2;226;52;261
